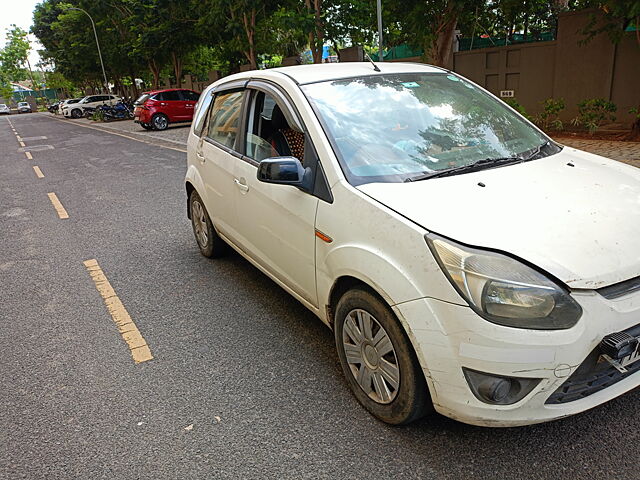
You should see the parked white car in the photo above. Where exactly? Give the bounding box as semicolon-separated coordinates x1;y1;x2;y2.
62;94;121;118
17;101;32;113
58;98;82;115
0;103;10;115
185;63;640;427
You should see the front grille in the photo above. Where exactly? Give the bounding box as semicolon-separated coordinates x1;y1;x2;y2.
598;275;640;300
546;323;640;405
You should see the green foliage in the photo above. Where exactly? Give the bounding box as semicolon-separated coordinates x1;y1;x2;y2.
572;98;617;134
29;0;593;93
534;98;565;131
91;109;105;121
504;98;531;121
0;25;32;82
578;0;640;46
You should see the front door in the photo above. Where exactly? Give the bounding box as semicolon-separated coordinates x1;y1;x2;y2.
232;90;318;307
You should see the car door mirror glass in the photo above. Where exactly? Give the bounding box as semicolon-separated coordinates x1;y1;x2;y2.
257;157;312;191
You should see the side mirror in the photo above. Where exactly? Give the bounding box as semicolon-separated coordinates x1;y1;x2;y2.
257;157;313;191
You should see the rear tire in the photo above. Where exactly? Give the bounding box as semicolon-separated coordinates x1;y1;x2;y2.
151;113;169;131
334;288;432;425
189;190;226;258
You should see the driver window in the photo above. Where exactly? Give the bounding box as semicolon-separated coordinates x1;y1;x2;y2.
245;91;305;163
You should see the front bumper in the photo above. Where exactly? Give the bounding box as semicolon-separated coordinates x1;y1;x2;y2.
394;289;640;427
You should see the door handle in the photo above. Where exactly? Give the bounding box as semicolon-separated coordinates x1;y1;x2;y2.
196;151;205;163
234;178;249;193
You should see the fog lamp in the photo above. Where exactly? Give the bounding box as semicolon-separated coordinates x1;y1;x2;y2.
463;368;541;405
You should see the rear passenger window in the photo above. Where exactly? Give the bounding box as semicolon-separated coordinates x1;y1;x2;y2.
158;91;181;101
193;92;213;137
206;91;244;149
182;91;200;101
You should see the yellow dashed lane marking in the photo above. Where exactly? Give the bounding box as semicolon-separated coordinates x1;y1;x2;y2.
19;141;25;147
47;192;69;219
83;259;153;364
25;152;32;160
33;166;44;178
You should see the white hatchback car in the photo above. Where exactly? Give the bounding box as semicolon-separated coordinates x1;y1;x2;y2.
185;63;640;427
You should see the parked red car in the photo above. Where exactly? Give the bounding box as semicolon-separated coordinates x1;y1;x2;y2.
134;88;201;130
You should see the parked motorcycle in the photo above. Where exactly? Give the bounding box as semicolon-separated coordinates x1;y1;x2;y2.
47;102;60;114
102;102;134;121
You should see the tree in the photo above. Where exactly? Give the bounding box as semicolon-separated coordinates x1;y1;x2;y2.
0;26;37;88
579;0;640;138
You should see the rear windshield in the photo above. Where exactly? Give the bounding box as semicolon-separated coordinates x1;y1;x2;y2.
135;94;151;105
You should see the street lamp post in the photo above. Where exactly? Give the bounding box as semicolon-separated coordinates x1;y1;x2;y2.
376;0;384;62
66;7;109;92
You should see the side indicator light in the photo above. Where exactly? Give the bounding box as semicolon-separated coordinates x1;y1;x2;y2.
315;229;333;243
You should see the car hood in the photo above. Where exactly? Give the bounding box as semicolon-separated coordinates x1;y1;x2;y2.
357;147;640;290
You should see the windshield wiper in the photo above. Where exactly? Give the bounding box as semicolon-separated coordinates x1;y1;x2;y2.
405;141;550;182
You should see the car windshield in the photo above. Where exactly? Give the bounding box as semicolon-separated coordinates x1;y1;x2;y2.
0;104;6;107
302;72;550;184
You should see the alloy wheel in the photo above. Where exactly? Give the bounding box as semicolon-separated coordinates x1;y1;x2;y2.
154;115;168;130
191;199;208;248
342;308;400;404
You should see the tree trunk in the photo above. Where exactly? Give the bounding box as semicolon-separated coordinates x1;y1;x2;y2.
427;4;459;68
305;0;324;64
129;71;139;98
172;52;183;88
149;59;160;90
242;9;257;69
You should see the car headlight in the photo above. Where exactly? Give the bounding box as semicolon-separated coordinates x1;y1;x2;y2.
426;234;582;329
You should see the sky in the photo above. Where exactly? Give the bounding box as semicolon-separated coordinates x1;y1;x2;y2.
1;0;44;70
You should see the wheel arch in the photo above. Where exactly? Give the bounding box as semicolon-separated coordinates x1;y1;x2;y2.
185;165;207;220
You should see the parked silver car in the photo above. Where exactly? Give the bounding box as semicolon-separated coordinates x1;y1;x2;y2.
17;102;32;113
0;104;10;115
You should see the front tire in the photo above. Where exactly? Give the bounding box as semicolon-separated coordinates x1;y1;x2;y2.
71;108;82;119
334;288;432;425
189;190;226;258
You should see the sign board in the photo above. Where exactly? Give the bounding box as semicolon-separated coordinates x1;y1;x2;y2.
500;90;515;98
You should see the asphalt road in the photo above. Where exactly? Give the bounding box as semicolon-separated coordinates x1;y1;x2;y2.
2;113;640;480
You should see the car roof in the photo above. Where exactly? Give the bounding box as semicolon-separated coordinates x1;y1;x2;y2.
223;62;445;86
142;88;197;95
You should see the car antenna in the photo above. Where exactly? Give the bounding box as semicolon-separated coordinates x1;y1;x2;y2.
364;53;381;72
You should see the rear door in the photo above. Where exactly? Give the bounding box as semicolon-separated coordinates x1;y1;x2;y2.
181;90;200;121
160;90;185;121
197;89;247;241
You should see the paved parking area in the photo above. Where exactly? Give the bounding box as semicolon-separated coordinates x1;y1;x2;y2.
554;136;640;169
48;113;190;149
